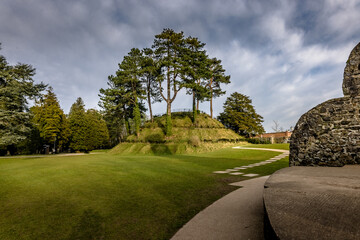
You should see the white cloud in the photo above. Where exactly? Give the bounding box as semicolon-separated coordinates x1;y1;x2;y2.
1;0;360;132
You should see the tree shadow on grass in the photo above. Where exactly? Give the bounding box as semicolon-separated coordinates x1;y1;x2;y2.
150;144;173;155
68;209;105;240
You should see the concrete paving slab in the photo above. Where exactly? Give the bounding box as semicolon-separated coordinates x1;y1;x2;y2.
226;169;237;172
234;167;247;170
213;171;228;174
243;173;259;177
264;165;360;240
251;164;263;166
171;176;269;240
229;172;244;175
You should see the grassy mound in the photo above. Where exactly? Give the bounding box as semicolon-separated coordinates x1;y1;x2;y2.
111;112;244;154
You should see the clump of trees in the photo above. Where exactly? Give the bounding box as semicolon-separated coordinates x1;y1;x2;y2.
68;98;109;152
99;28;231;143
0;43;109;155
31;94;109;154
0;27;267;154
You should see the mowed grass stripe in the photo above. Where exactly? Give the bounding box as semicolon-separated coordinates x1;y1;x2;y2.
0;147;287;240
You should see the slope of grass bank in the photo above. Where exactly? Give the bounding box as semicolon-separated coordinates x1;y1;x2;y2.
110;142;247;155
127;112;242;143
0;147;288;240
116;112;244;155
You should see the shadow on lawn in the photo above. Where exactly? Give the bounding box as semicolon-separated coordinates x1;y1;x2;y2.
149;143;173;155
68;209;105;240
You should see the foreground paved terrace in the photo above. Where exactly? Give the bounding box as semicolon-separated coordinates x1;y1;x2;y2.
264;165;360;240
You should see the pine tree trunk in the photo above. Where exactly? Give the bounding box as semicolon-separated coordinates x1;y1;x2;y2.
125;119;130;135
210;95;213;118
147;86;153;122
133;102;140;138
192;91;196;124
166;101;172;135
210;77;213;118
166;68;172;135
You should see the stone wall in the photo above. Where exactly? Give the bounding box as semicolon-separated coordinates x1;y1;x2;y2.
290;97;360;166
290;42;360;166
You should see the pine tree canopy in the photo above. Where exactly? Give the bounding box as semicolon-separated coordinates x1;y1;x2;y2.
98;28;233;138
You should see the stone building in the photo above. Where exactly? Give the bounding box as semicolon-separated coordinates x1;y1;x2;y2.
255;131;292;144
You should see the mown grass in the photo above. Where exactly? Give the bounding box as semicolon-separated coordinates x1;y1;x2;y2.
110;142;247;155
0;147;288;240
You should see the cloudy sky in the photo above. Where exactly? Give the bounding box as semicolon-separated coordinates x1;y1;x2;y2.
1;0;360;132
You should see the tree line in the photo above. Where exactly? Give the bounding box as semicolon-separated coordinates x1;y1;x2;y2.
99;28;231;142
0;43;109;155
0;28;266;154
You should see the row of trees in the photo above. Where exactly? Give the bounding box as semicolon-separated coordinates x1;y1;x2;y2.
0;30;266;154
31;89;109;153
0;43;109;155
99;28;231;141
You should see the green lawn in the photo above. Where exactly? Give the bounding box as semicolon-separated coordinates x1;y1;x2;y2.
243;143;290;150
0;147;288;240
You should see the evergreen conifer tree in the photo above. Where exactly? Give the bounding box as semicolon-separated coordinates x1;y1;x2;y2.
69;97;88;152
85;109;109;149
31;87;70;153
218;92;264;137
183;36;210;123
99;49;146;139
152;29;187;135
140;48;161;123
0;44;46;154
206;58;230;118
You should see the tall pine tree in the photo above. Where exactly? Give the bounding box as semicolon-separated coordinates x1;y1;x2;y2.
99;48;146;139
118;48;145;137
99;83;129;145
183;36;210;123
206;58;230;118
152;29;186;135
140;48;161;123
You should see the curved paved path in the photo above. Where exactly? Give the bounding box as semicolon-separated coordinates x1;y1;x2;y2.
171;147;289;240
171;176;269;240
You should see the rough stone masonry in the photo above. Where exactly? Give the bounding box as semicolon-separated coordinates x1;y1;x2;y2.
290;42;360;166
